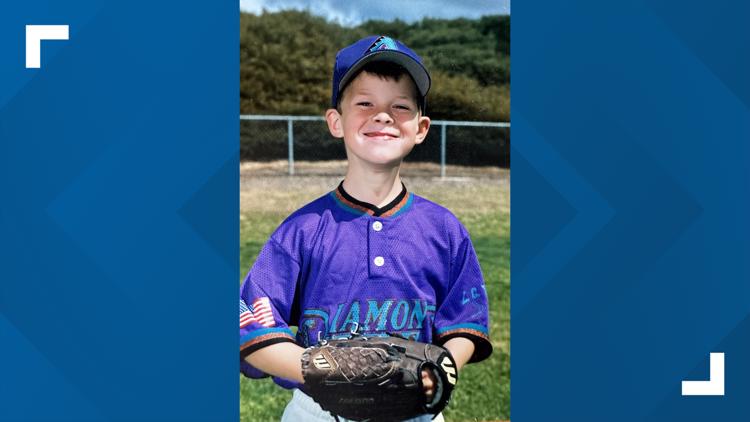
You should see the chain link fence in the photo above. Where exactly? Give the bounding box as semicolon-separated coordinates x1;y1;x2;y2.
240;115;509;177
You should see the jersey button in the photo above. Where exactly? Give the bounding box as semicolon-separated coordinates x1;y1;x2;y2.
372;221;383;231
373;256;385;267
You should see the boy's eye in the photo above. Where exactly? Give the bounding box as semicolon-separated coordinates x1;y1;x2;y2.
356;101;372;107
393;104;411;111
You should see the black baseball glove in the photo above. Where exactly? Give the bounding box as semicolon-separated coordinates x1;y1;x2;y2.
300;333;458;421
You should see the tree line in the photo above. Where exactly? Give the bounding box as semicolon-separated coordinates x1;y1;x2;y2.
240;10;510;122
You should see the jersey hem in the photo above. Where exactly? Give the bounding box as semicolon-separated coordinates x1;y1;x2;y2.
435;329;492;363
240;330;296;358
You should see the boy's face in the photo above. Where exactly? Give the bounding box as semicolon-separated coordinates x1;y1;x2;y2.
325;71;430;169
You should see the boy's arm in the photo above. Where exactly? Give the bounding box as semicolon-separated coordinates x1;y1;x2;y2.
243;338;472;386
245;338;468;390
443;337;475;370
433;224;493;364
239;234;303;379
244;342;306;384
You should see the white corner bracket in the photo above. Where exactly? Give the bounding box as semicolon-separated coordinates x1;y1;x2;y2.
681;352;725;396
26;25;69;69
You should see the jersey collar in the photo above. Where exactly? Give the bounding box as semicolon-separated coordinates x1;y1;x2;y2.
333;180;412;217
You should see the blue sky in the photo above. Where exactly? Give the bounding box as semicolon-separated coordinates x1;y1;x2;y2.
240;0;510;26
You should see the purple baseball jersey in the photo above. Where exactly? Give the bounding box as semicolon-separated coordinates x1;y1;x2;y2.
239;183;492;385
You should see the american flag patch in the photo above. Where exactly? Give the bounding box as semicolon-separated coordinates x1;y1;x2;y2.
240;297;275;328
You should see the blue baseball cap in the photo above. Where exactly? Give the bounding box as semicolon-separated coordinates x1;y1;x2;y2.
331;35;431;112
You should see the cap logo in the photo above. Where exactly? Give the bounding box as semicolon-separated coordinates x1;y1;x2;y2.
368;36;399;53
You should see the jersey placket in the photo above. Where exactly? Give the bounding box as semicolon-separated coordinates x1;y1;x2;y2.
367;216;389;278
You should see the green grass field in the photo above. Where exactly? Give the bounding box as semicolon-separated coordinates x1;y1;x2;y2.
240;163;509;421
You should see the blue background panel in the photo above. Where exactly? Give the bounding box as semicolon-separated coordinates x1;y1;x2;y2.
3;0;750;420
513;0;750;421
0;1;238;421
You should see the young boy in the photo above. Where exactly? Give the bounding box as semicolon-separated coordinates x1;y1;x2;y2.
240;35;492;421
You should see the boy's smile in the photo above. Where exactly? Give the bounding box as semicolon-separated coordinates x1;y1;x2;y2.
363;130;399;141
326;71;430;168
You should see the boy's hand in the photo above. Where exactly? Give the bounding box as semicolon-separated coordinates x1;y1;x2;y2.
422;368;437;402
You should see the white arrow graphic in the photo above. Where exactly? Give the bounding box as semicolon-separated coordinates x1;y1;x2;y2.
681;352;725;396
26;25;69;69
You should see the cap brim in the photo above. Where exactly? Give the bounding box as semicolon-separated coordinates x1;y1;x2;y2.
338;50;431;99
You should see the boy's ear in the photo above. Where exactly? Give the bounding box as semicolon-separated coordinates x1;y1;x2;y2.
325;109;344;138
414;116;431;145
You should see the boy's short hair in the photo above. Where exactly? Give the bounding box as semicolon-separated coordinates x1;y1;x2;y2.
336;61;420;113
331;35;431;113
